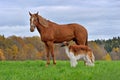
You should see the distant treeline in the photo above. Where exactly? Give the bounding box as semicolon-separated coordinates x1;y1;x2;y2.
0;35;120;60
94;37;120;53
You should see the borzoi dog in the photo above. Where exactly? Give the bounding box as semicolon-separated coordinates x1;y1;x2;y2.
61;42;95;67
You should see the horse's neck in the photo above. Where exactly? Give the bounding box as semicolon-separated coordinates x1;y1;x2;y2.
36;15;60;37
36;23;45;34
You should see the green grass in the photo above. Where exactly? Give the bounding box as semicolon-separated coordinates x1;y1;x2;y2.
0;60;120;80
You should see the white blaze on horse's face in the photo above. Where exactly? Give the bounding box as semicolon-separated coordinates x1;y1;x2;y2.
31;17;34;26
30;17;36;32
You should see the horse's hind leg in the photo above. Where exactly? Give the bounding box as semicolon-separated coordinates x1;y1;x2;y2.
74;39;81;45
75;39;86;45
73;39;79;45
51;44;56;65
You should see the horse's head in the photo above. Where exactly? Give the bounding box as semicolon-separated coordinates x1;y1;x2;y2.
29;12;48;32
29;12;39;32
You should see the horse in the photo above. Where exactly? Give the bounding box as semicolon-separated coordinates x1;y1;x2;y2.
29;12;88;66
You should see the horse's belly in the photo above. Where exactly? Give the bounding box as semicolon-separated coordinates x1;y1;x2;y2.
54;35;74;43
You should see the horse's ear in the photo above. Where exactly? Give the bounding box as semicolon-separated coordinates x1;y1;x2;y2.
29;12;32;16
38;15;48;28
36;12;39;15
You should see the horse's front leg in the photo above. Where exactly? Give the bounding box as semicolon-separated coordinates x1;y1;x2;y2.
45;44;50;66
47;41;56;65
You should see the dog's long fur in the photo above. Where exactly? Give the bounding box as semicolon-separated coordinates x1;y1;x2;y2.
61;42;95;67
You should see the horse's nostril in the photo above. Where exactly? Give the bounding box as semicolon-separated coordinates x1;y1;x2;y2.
30;30;34;32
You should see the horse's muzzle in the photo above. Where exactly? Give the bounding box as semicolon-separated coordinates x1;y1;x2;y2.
30;26;35;32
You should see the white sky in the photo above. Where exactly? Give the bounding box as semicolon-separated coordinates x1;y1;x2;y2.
0;0;120;40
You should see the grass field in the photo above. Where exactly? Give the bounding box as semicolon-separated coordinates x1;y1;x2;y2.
0;60;120;80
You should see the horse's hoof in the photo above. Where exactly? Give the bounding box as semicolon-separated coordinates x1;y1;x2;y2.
46;63;50;67
53;62;56;65
53;64;56;66
46;62;50;67
52;63;56;67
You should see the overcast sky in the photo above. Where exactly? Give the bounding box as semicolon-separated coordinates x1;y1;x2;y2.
0;0;120;40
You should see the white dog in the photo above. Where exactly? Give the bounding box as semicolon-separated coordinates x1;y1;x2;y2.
61;42;95;67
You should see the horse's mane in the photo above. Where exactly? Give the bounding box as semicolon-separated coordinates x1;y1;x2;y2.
38;15;48;27
38;15;58;27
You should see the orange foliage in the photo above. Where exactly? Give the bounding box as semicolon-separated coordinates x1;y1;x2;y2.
35;52;44;59
0;49;5;60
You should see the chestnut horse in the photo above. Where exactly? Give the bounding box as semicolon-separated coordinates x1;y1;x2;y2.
29;12;88;65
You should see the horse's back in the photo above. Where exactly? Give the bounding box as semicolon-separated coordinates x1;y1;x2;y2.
68;23;87;32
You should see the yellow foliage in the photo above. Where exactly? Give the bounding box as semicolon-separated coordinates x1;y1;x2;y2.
92;42;99;49
112;47;119;53
12;45;18;55
104;53;112;61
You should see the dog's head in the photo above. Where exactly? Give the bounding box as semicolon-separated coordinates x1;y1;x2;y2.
60;41;69;47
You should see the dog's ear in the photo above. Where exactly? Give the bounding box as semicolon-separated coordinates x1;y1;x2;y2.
60;41;69;47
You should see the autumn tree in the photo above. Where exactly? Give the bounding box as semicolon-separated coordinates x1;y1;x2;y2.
89;42;106;60
0;34;119;60
11;45;18;60
103;53;112;61
0;49;5;60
